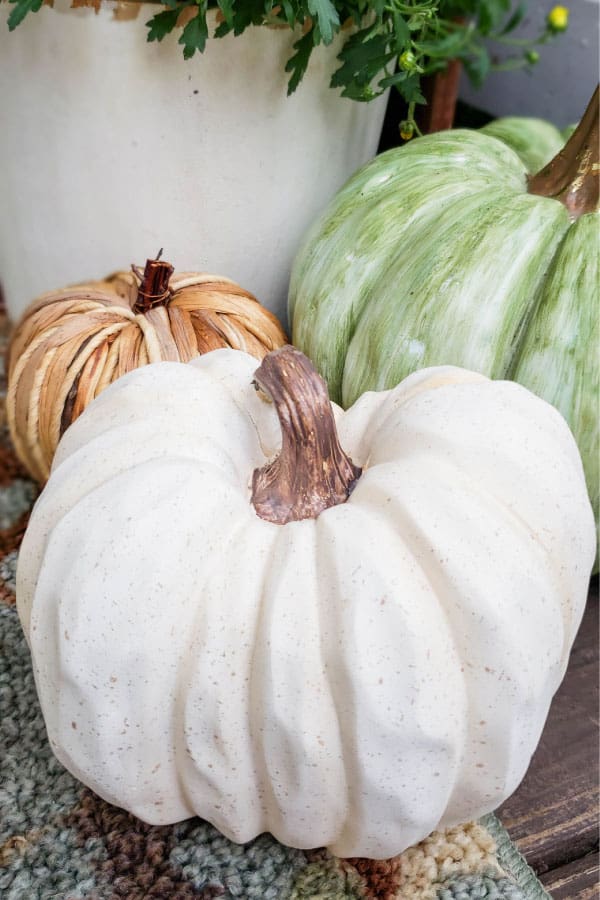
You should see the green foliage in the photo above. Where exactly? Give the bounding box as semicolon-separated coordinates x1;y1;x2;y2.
147;8;183;43
179;1;209;57
7;0;42;31
286;31;317;96
5;0;566;107
307;0;339;43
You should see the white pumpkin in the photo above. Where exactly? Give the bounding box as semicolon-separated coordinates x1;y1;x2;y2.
17;346;594;859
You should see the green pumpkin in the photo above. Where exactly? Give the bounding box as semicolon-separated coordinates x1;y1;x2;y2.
480;116;567;173
289;91;599;540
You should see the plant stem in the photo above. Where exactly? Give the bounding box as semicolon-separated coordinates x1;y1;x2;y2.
251;346;362;525
528;85;599;220
132;256;175;314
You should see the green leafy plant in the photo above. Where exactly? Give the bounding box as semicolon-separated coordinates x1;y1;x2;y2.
6;0;567;125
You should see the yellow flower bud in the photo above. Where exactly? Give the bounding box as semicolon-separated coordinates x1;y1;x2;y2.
547;5;569;32
399;51;417;72
399;120;415;141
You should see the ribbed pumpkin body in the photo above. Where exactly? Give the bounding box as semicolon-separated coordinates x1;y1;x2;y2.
480;116;567;173
16;351;595;858
7;269;287;482
289;130;599;529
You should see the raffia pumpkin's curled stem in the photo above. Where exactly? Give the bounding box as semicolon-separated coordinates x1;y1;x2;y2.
132;255;175;313
251;345;362;525
528;85;599;220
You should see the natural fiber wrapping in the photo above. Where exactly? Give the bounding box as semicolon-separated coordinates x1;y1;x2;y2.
6;268;288;483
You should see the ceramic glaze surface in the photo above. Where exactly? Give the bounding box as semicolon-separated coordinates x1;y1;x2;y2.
17;350;595;858
289;130;599;529
0;1;387;326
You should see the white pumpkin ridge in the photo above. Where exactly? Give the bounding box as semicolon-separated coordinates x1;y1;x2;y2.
16;348;595;859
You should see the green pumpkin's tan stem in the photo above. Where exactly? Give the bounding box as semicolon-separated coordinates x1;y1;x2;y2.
132;255;174;313
251;346;362;525
528;86;599;219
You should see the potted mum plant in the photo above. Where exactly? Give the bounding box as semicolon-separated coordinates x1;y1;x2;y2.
1;0;565;325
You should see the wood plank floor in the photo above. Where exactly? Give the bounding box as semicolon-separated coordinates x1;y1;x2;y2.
498;577;599;898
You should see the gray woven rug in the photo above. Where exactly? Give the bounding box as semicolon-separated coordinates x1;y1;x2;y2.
0;311;551;899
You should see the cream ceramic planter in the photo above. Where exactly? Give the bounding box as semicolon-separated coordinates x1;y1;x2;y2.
0;1;388;325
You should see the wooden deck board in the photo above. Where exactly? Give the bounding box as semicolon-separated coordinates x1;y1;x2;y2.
498;578;599;894
539;853;600;899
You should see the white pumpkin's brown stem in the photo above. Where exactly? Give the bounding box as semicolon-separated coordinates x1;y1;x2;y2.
528;85;599;219
132;256;175;313
251;346;362;525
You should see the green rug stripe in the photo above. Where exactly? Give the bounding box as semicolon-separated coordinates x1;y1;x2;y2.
481;814;552;900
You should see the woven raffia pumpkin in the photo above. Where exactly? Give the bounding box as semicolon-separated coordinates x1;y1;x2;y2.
6;256;287;482
17;346;595;858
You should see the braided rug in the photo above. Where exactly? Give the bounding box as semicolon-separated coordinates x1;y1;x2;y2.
0;308;551;900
